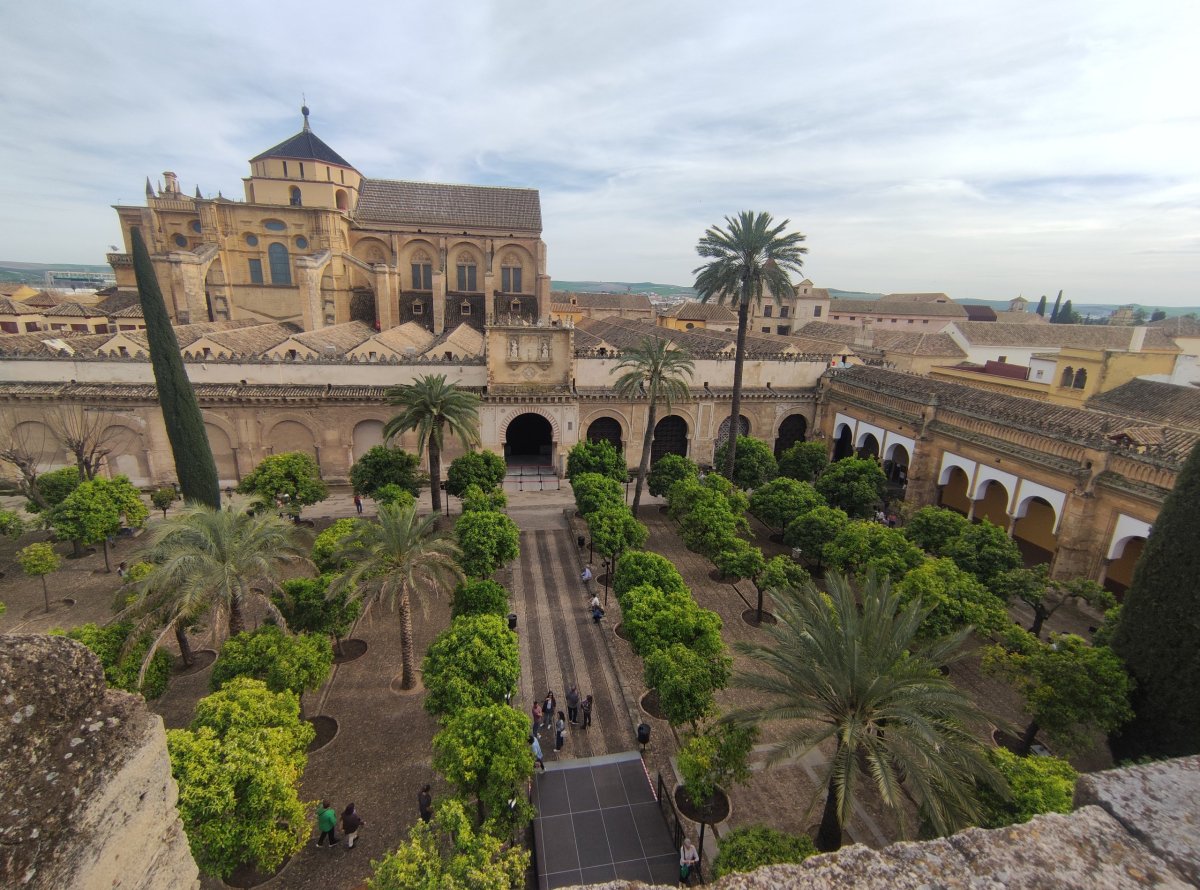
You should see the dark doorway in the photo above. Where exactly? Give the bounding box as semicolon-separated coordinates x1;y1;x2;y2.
858;434;880;460
350;288;376;327
832;425;854;461
587;417;623;451
650;415;689;464
774;414;807;457
505;413;553;465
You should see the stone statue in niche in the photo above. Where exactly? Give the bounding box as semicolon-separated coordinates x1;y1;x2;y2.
509;337;519;359
540;337;550;360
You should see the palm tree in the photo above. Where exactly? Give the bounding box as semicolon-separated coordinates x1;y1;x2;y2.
693;211;807;480
330;500;463;690
725;572;1002;852
125;504;309;681
614;335;695;514
384;373;481;513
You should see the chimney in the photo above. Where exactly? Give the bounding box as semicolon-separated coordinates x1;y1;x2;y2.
162;171;180;195
1130;326;1147;353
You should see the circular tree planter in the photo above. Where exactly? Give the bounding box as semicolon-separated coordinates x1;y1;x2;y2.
614;623;632;643
640;690;666;720
306;715;339;753
175;648;216;675
596;573;612;587
332;638;368;665
741;608;778;627
224;853;293;889
390;673;425;696
674;785;731;825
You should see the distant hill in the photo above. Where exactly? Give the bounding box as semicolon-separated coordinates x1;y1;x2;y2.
0;260;112;286
552;280;696;298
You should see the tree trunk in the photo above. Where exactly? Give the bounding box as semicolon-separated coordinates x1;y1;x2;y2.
71;539;82;558
756;585;765;624
631;398;658;515
175;619;195;668
428;433;443;513
816;771;843;852
41;576;50;613
1017;720;1040;756
102;538;111;573
724;291;751;480
1029;607;1047;638
399;591;417;690
229;594;245;637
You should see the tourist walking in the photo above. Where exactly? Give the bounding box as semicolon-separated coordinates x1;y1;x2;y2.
418;784;433;823
341;803;364;849
566;686;580;724
581;694;593;730
680;837;700;884
532;700;543;736
543;690;556;729
554;711;567;752
531;734;545;770
315;800;339;847
353;493;363;514
581;565;593;583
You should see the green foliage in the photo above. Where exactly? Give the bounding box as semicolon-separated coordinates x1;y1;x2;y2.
237;451;328;515
783;505;850;565
622;584;723;657
151;486;178;517
894;558;1010;639
422;614;520;718
992;564;1115;638
18;541;60;577
713;435;778;490
750;477;824;533
613;551;688;602
984;632;1134;755
942;520;1022;585
814;457;887;519
902;506;970;556
977;748;1077;829
460;483;507;513
132;228;221;508
451;579;510;619
350;445;424;497
644;643;731;728
777;441;829;483
367;797;528;890
0;508;26;538
65;621;172;699
374;483;416;509
432;704;535;831
445;450;507;496
824;521;925;582
455;510;520;578
712;826;818;878
272;575;362;641
677;723;758;805
210;625;333;697
311;518;362;573
713;539;766;582
699;472;750;515
1092;604;1122;648
571;472;625;517
758;555;812;592
168;677;312;878
587;504;649;560
565;438;627;482
647;453;698;497
27;466;81;513
677;489;747;555
49;475;148;545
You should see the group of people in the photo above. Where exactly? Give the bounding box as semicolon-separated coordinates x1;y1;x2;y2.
313;800;365;850
529;685;594;768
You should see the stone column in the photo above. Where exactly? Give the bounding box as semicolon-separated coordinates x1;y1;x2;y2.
373;264;395;331
1048;491;1099;579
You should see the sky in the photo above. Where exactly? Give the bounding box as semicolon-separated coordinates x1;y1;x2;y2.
1;1;1198;305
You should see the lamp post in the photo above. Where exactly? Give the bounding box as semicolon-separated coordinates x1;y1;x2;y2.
602;558;611;608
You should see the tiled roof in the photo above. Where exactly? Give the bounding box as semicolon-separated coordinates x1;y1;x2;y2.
110;304;146;318
363;322;438;354
113;320;262;352
963;305;997;321
576;317;830;358
21;291;62;308
550;292;653;312
1149;316;1200;338
42;301;106;318
0;332;111;357
1086;379;1200;431
881;293;953;303
355;179;541;231
660;301;738;322
993;310;1048;324
0;380;396;404
250;127;352;167
829;299;968;318
288;321;377;355
0;297;28;315
424;323;484;358
954;322;1179;351
188;323;302;356
794;322;966;358
96;291;142;315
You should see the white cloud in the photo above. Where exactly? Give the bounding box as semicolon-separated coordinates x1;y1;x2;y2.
0;0;1197;304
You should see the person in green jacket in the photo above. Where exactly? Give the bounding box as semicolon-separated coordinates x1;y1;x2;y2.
316;800;339;848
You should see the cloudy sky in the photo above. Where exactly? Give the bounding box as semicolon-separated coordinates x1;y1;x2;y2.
2;1;1197;305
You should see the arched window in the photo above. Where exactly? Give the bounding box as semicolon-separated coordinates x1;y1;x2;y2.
335;189;348;211
501;252;523;293
289;186;302;206
1060;366;1074;387
1073;368;1088;389
510;298;522;312
460;300;472;316
456;252;477;292
268;243;292;285
411;250;432;290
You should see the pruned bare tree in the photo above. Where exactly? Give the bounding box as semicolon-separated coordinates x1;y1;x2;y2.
49;405;120;480
0;423;54;509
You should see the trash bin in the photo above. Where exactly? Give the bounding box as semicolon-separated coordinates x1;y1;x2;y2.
637;722;651;746
507;612;518;631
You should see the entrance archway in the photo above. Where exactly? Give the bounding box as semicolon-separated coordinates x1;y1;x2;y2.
832;425;854;461
938;466;970;515
858;433;880;460
505;413;553;466
586;417;623;451
973;480;1010;527
1105;537;1145;598
774;414;807;456
884;444;910;485
650;415;688;464
1012;496;1057;567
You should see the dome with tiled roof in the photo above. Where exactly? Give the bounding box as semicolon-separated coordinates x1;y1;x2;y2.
250;105;354;168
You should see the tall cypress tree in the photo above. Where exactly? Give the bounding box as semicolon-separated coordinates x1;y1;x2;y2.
1049;289;1063;322
131;230;221;508
1110;438;1200;758
1054;299;1074;324
1035;295;1047;317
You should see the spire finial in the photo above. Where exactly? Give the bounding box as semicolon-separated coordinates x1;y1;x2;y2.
145;176;154;198
301;96;310;132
